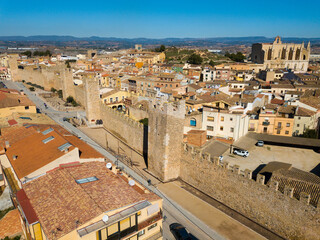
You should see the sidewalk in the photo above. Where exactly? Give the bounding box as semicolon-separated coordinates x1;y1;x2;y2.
158;181;266;240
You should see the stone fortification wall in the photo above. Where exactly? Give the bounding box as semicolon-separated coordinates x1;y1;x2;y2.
128;106;149;121
180;144;320;240
100;104;145;163
74;85;85;107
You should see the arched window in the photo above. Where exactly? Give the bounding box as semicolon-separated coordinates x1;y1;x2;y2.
281;48;286;59
267;49;272;60
303;55;306;60
295;48;301;60
190;118;197;126
288;48;293;60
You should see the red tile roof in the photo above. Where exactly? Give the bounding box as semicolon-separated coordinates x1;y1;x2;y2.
8;119;18;126
0;209;23;239
16;189;39;224
23;161;160;240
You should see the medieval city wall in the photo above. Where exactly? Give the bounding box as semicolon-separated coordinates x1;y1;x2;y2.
127;106;149;121
73;85;86;107
180;144;320;240
100;104;145;163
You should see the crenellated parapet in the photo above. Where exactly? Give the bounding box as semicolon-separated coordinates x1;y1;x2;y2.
182;142;318;207
100;103;144;129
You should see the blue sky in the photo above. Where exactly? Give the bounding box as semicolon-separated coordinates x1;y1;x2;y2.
1;0;319;38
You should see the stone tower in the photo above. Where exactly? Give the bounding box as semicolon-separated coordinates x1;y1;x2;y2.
84;75;101;124
148;100;185;182
61;66;75;100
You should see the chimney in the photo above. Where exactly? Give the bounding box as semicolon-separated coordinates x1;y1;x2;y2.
5;141;10;148
13;155;17;160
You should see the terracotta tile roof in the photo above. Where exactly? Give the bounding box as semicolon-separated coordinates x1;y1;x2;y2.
0;209;23;238
0;91;35;108
5;128;75;179
23;161;160;240
270;98;284;105
16;190;39;224
295;107;316;117
8;119;18;126
64;136;104;159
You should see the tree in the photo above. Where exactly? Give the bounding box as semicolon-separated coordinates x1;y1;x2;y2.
209;60;216;67
187;54;203;65
66;96;78;107
51;87;57;93
139;118;148;126
225;51;246;62
29;87;35;91
57;90;63;98
22;51;32;58
155;45;166;52
299;128;318;139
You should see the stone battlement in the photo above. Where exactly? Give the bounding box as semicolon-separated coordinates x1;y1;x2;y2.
100;103;144;129
148;99;185;119
183;143;319;208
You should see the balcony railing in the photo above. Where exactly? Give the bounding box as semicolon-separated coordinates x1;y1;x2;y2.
138;212;162;231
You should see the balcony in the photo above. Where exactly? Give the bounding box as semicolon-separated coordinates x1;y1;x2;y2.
138;212;162;231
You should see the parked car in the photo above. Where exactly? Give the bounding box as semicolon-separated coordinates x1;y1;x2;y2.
256;140;264;147
170;223;193;240
233;149;249;157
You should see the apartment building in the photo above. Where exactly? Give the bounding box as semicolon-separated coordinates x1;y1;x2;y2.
16;161;163;240
202;106;249;141
256;105;295;136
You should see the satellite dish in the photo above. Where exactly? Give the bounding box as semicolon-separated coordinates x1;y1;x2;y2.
102;215;109;223
106;163;112;169
129;180;135;186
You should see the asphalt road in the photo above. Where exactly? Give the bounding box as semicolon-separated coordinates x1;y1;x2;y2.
3;80;224;240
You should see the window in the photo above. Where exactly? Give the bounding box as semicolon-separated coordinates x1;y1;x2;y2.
221;116;224;121
115;97;119;102
286;123;290;127
207;116;214;121
278;122;282;127
207;126;214;131
190;118;196;126
148;223;157;231
207;135;213;139
108;223;119;236
42;136;54;144
110;97;113;103
220;126;223;131
277;130;281;134
25;106;29;110
230;117;233;121
138;230;145;237
285;131;289;135
76;176;98;184
230;127;234;133
297;124;300;127
120;218;130;231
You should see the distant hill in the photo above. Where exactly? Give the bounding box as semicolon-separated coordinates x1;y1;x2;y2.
1;35;320;49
